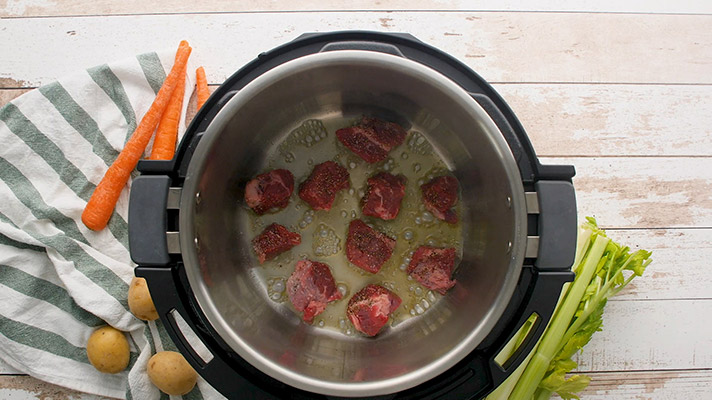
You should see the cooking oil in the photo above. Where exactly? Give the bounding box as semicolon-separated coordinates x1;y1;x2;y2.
243;116;463;334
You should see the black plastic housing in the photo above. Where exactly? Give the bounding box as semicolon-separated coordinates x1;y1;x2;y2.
130;31;576;400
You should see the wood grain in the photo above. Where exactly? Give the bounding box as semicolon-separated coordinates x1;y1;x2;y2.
572;299;712;371
1;13;711;87
0;375;111;399
602;229;712;301
545;157;712;229
2;0;712;17
496;84;712;157
555;370;712;400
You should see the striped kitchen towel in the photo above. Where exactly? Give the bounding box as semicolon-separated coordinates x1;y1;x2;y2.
0;49;223;399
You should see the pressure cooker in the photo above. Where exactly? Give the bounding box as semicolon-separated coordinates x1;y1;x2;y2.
129;31;576;399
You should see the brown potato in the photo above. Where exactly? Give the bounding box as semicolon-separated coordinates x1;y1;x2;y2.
147;351;198;395
86;326;130;374
128;277;158;321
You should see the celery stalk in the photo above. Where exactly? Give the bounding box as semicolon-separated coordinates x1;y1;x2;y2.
487;218;651;400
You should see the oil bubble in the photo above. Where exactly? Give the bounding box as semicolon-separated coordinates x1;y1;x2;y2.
422;212;434;223
415;217;422;225
351;210;357;218
427;239;436;246
404;230;414;240
337;284;348;297
349;162;356;169
273;280;285;293
401;152;409;160
270;293;281;301
421;299;430;309
404;257;411;265
414;304;424;314
400;264;407;271
349;188;355;195
415;287;423;296
318;320;325;327
341;210;348;218
427;291;436;302
409;309;416;316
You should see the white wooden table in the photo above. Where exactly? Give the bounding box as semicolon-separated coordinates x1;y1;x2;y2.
1;2;711;398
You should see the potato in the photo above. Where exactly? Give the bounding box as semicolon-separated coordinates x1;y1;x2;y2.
86;326;130;374
128;277;158;321
147;351;198;395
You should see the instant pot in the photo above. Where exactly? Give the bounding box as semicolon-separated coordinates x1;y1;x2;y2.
129;31;576;399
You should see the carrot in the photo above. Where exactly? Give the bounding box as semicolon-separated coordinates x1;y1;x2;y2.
148;65;186;160
81;41;192;231
195;66;210;109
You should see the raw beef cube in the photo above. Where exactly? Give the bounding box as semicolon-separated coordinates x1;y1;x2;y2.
298;161;350;211
346;219;396;274
336;117;407;163
407;246;457;295
287;260;342;323
252;224;301;264
347;284;402;337
420;175;459;224
362;172;406;221
244;169;294;215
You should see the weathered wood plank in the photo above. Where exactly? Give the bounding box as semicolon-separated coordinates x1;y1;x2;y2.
544;157;712;229
495;84;712;157
602;229;712;301
2;0;712;17
1;13;711;87
0;375;111;399
554;369;712;400
572;299;712;371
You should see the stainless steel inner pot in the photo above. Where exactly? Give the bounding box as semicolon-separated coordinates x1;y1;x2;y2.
179;50;527;397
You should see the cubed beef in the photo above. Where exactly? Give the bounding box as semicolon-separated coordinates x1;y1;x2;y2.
407;246;457;295
420;175;459;224
298;161;350;211
252;224;301;264
287;260;342;323
347;284;402;337
362;172;406;221
336;117;407;163
244;169;294;215
346;219;396;274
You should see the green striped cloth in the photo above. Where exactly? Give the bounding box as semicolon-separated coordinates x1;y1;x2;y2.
0;50;222;399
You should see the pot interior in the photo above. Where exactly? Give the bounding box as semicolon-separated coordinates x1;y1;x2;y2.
180;51;526;396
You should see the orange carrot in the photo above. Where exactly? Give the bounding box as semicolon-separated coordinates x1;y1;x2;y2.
195;66;210;109
81;41;192;231
149;66;186;160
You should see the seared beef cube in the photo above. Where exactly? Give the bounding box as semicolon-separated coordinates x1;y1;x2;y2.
362;172;406;221
347;284;402;337
407;246;457;295
252;224;301;264
244;169;294;214
336;117;407;163
420;176;459;224
298;161;350;211
346;219;396;274
287;260;342;323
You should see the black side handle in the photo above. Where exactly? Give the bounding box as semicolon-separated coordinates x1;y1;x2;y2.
319;41;406;57
136;266;278;399
535;181;577;271
449;269;573;399
129;176;171;266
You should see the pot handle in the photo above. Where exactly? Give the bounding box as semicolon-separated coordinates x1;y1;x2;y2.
129;176;172;266
319;41;406;57
421;268;573;399
136;266;282;399
534;181;577;271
